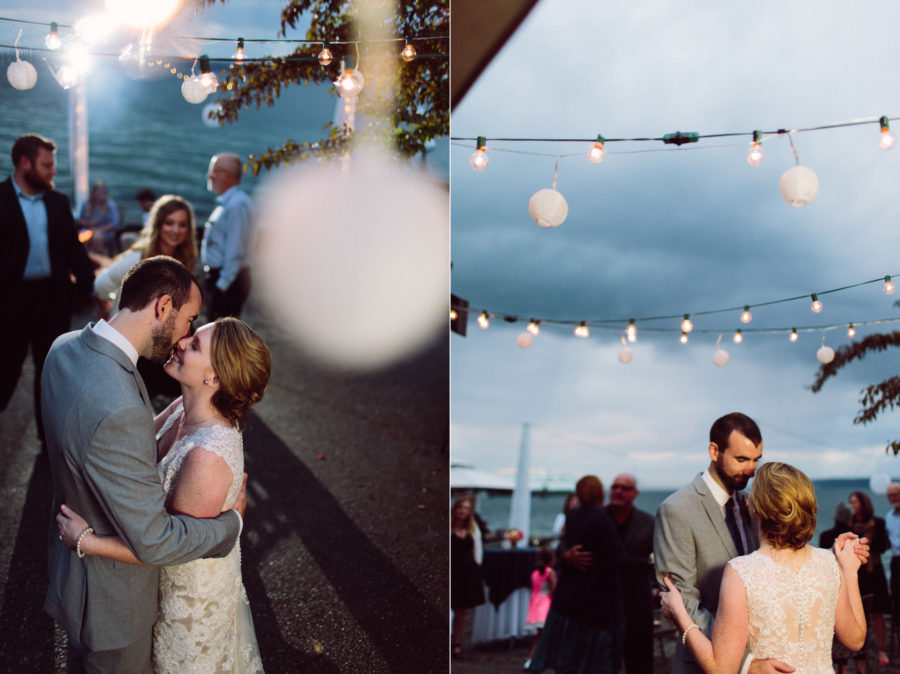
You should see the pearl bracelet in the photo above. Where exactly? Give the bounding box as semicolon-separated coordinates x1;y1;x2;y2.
682;623;700;645
76;527;94;559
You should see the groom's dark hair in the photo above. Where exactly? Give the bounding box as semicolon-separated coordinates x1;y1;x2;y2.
709;412;762;450
118;255;199;312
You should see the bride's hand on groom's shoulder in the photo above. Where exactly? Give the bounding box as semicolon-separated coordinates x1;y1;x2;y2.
56;504;89;550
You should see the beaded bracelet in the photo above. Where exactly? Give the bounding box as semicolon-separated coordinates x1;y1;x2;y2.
76;527;94;559
682;623;700;645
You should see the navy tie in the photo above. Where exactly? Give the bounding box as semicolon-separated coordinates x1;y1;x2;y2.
725;496;745;555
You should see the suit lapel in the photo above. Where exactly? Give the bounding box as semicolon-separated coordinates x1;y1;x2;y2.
693;474;739;558
80;325;152;410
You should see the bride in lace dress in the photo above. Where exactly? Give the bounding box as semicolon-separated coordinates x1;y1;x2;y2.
661;462;867;674
58;317;270;673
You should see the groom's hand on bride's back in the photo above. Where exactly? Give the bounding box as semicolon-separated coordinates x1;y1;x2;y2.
233;473;248;519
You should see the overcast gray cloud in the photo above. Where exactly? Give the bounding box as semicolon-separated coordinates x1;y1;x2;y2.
451;0;900;489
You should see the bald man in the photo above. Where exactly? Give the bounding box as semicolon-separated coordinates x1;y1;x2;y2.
201;153;254;321
607;473;655;674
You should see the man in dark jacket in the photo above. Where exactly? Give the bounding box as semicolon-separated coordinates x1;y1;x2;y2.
0;133;94;436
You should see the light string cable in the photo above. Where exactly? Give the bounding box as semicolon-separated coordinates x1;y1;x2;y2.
460;272;900;334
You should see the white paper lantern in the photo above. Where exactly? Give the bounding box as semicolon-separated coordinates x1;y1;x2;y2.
516;332;532;349
870;473;892;495
617;346;633;363
779;165;819;207
181;76;208;104
528;188;568;228
202;102;223;128
7;59;38;90
713;349;730;367
816;345;835;364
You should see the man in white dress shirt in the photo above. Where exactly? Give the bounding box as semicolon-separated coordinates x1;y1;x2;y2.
201;153;254;321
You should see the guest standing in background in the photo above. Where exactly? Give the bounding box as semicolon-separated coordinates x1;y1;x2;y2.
552;492;579;549
77;180;120;256
887;483;900;655
849;490;891;667
0;133;94;438
201;153;254;321
134;188;156;226
528;475;624;674
607;473;655;674
451;493;485;659
524;546;556;669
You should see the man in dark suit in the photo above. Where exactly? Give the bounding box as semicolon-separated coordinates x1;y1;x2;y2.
0;134;94;437
606;473;655;674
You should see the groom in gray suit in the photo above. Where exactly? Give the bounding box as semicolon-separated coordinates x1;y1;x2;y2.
42;256;245;673
654;412;796;674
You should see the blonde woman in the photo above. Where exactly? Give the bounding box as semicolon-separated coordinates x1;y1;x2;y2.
57;318;270;673
94;195;197;318
451;493;485;658
661;462;867;674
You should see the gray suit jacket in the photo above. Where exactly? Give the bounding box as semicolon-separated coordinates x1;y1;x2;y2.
42;325;241;652
653;473;758;674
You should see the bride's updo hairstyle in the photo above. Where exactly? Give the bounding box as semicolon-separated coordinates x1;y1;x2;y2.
750;462;817;550
209;317;271;430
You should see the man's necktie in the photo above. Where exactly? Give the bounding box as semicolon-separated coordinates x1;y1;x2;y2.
725;496;745;555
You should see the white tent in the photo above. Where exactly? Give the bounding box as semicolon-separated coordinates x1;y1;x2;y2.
450;461;514;493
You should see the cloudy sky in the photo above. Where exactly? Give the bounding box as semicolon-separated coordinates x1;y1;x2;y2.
451;0;900;490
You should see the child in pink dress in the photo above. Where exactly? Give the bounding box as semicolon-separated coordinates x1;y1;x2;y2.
525;546;557;667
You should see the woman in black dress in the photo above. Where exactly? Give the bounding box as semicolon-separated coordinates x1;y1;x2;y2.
850;490;891;667
451;493;485;658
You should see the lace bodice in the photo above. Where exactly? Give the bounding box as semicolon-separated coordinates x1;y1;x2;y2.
153;402;263;673
729;547;840;673
156;402;244;508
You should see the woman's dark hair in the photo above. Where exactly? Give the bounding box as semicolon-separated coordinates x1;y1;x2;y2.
850;491;875;522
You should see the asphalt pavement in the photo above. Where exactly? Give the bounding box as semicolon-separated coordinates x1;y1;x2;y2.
0;297;449;673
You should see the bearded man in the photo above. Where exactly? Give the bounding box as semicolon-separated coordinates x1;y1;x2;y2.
0;133;94;437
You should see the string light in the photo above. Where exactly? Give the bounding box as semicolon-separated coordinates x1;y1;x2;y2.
478;311;489;329
746;130;764;166
733;329;743;344
679;331;688;344
335;64;365;98
626;319;637;343
449;308;458;321
573;321;589;338
400;37;416;62
810;293;823;313
469;136;488;171
198;55;218;93
878;116;896;151
527;319;541;336
45;21;61;50
847;323;856;338
232;37;245;61
317;40;333;66
884;275;895;295
740;305;752;323
587;134;605;163
681;314;693;333
790;328;799;342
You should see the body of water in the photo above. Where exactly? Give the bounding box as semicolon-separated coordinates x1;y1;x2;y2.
475;478;896;566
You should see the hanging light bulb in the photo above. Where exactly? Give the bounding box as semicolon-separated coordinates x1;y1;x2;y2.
574;321;589;338
587;134;606;164
626;319;637;343
740;305;752;323
232;37;246;61
527;319;540;336
847;323;856;338
45;22;62;50
884;275;895;295
318;41;334;66
400;37;416;62
477;311;489;329
790;328;799;342
878;116;896;151
197;55;218;93
55;64;78;90
469;136;488;172
733;329;743;344
679;331;689;344
810;293;823;313
681;314;693;333
746;130;765;166
335;66;365;98
449;308;458;321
